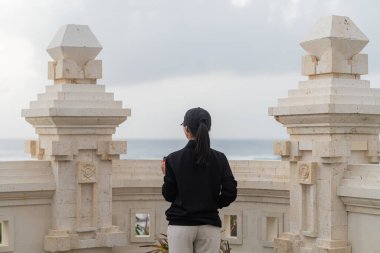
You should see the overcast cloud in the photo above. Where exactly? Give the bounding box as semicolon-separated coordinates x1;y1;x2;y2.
1;0;380;140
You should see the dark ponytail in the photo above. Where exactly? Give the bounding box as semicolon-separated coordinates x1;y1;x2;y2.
182;107;212;165
195;121;210;165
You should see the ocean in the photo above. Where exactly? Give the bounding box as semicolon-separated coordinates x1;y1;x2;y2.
0;139;279;161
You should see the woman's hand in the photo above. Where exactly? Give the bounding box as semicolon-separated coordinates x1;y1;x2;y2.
161;157;166;175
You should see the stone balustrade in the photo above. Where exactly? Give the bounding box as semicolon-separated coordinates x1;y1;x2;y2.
0;159;289;252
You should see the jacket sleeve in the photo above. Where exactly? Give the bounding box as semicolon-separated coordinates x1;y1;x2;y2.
218;154;237;209
162;156;177;202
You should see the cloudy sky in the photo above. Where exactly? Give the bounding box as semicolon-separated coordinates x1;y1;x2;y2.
0;0;379;140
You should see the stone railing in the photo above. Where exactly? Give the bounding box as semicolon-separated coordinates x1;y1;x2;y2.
111;159;289;253
0;161;54;252
0;159;290;253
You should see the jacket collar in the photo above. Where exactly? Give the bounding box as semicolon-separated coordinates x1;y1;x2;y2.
185;140;196;149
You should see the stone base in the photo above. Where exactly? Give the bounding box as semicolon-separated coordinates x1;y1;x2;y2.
69;248;112;253
274;237;291;253
274;235;351;253
44;226;127;252
316;247;351;253
274;233;302;253
316;239;351;253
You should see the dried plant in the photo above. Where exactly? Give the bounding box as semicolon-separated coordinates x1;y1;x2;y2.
140;233;169;253
141;233;232;253
220;239;231;253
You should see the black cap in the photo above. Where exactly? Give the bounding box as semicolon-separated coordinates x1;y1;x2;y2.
182;107;211;131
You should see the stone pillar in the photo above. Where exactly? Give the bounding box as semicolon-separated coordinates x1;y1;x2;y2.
22;25;129;252
270;15;378;252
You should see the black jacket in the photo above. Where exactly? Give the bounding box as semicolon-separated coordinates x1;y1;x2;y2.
162;140;237;227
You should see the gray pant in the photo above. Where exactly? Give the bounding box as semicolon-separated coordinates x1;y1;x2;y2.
168;225;221;253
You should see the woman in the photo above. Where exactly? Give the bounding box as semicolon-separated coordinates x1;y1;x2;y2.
162;107;237;253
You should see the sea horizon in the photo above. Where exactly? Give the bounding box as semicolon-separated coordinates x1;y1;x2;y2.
0;138;281;161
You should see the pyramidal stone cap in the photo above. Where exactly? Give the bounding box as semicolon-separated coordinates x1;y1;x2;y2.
47;24;103;66
300;15;369;59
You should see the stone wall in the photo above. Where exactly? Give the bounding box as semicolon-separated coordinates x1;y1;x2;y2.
112;159;289;253
0;161;53;253
0;159;290;253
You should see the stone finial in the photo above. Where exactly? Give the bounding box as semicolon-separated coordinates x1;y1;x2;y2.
300;15;368;59
47;24;103;84
47;24;102;65
300;15;369;76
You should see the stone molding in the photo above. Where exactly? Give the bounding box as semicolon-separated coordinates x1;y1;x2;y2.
77;162;97;184
339;164;380;215
44;226;127;252
297;162;317;184
112;159;290;202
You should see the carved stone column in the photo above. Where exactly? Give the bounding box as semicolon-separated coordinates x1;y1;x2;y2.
22;24;130;252
270;15;378;252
